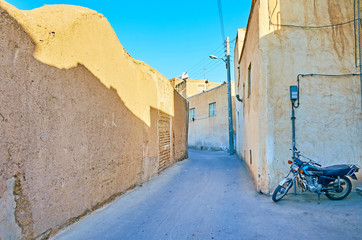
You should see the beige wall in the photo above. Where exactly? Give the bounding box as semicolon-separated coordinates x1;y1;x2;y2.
235;0;362;193
234;29;246;167
172;91;189;161
170;78;187;98
235;0;263;190
188;83;235;151
0;2;187;240
186;79;223;97
170;78;223;98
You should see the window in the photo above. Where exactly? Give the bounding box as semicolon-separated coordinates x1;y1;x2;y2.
250;149;252;164
248;63;251;98
190;108;195;121
209;102;216;117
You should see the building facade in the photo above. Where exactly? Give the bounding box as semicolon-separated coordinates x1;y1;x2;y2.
188;82;235;151
234;0;362;193
170;77;222;98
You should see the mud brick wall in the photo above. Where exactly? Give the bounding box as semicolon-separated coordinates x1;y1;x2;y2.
0;4;187;240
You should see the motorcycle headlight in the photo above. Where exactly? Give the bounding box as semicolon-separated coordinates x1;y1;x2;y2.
292;164;299;172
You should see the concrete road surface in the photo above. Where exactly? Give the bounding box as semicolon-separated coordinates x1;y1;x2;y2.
52;149;362;240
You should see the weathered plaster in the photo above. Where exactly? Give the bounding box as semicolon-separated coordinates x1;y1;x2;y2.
0;178;22;240
234;29;246;160
235;0;361;193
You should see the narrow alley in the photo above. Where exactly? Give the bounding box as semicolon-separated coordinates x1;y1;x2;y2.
53;149;362;240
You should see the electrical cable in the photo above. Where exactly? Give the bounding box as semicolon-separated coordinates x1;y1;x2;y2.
358;0;362;107
186;43;224;74
186;43;224;72
192;62;222;79
185;35;236;79
189;55;223;76
205;63;224;75
188;48;225;78
194;62;223;78
189;40;237;79
295;73;360;108
354;0;358;67
270;0;356;29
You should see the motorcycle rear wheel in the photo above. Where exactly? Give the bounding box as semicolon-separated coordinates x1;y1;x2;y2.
272;181;293;202
325;176;352;200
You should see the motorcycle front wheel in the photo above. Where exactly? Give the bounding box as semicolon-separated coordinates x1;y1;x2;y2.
272;180;293;202
325;176;352;200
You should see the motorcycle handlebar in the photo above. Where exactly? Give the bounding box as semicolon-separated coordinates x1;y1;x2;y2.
289;149;322;167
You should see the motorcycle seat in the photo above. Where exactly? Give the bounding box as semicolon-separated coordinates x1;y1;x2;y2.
321;164;351;176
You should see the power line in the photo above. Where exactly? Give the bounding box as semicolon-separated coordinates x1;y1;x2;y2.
190;60;222;78
205;63;224;75
193;63;222;78
186;36;237;79
188;57;221;77
188;39;237;79
186;43;224;73
217;0;226;43
186;46;224;76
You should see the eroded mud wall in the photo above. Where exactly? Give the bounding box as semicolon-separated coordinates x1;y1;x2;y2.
173;91;188;162
0;4;187;239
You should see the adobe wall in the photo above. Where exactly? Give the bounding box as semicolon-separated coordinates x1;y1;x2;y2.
0;3;187;240
172;91;188;162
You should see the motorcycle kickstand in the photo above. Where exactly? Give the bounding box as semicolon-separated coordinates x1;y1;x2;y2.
317;193;321;204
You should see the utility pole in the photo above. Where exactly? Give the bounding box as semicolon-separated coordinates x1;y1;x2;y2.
226;37;234;155
209;37;234;155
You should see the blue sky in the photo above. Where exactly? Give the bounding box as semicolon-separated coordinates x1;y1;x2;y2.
5;0;251;83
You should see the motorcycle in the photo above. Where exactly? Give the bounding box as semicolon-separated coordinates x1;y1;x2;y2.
272;149;360;203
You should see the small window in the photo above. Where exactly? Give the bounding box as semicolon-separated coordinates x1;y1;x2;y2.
190;108;195;120
248;63;251;98
209;102;216;117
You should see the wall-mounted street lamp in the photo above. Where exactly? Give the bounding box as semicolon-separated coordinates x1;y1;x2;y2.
236;94;243;102
209;37;234;155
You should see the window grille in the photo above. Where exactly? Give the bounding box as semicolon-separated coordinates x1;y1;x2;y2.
209;102;216;117
190;108;195;120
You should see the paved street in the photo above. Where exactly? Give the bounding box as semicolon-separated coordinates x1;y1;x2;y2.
53;149;362;240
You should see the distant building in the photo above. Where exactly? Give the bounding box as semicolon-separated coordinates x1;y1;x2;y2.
234;0;361;193
170;78;222;98
188;82;235;151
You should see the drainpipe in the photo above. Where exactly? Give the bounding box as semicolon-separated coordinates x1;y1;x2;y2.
358;0;362;107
